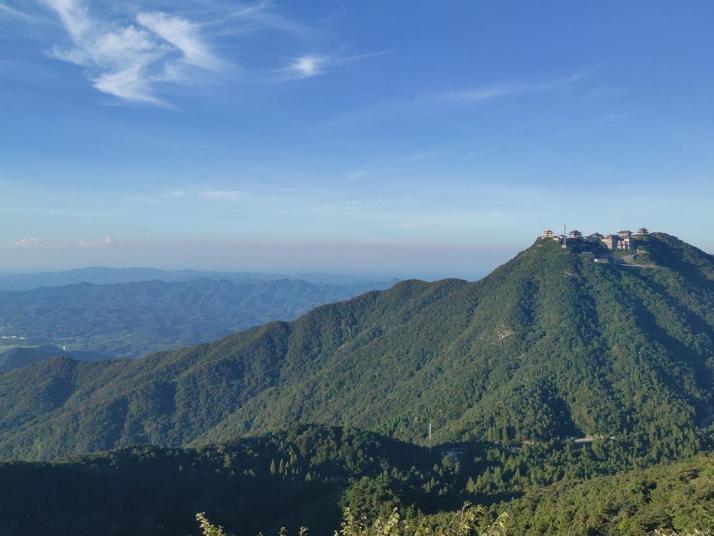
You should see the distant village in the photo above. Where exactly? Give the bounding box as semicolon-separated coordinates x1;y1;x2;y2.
541;227;650;251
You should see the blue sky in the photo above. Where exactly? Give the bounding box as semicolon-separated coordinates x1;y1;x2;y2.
1;1;713;278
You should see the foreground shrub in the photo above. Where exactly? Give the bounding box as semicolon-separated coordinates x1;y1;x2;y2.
196;504;508;536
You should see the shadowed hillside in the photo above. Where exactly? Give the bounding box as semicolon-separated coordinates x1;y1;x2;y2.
0;425;711;536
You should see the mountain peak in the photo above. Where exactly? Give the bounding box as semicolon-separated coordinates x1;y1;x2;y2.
0;232;712;460
525;229;712;275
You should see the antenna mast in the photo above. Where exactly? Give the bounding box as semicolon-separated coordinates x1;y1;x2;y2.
562;224;567;249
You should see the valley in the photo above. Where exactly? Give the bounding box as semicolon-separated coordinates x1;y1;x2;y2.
0;276;396;367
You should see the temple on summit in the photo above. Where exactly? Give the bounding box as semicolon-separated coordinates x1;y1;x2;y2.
541;227;649;250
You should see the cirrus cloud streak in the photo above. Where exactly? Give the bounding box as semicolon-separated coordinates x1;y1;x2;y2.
41;0;224;105
13;237;43;248
277;51;386;80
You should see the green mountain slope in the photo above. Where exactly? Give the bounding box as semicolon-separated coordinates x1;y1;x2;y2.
0;425;711;536
0;277;394;359
0;233;712;461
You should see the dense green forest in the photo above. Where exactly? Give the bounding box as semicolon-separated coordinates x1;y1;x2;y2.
0;426;711;535
0;233;711;461
0;277;392;360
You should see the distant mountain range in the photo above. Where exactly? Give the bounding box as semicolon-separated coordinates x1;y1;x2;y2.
0;266;396;291
0;277;397;363
0;232;711;462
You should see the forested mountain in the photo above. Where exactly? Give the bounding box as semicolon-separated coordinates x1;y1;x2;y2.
0;345;107;373
0;277;394;359
0;425;711;536
0;233;712;462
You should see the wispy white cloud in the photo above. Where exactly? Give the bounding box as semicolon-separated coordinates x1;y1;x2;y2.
199;189;245;201
40;0;225;104
286;54;323;78
13;237;42;247
444;87;515;103
277;51;384;80
434;69;598;105
0;2;34;20
345;169;368;181
404;150;440;162
137;11;222;70
209;0;317;40
77;235;115;248
18;1;367;103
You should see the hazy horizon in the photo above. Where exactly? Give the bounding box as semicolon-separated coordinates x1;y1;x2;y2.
2;229;711;282
0;241;517;281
